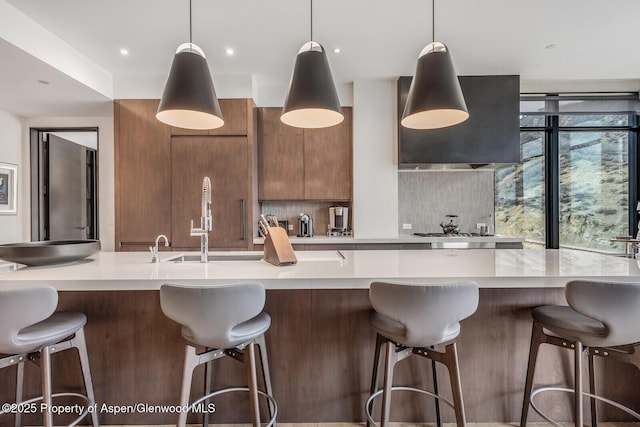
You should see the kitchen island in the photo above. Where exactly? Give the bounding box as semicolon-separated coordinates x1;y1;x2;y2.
0;249;638;425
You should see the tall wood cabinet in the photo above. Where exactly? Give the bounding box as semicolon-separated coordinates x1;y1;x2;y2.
115;99;257;251
171;136;250;250
258;107;352;201
114;99;172;251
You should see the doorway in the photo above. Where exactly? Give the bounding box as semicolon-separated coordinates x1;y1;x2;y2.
30;128;98;241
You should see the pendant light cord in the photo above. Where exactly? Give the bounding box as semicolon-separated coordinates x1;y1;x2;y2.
432;0;435;43
189;0;193;46
310;0;313;41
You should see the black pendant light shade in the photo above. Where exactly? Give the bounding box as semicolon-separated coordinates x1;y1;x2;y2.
281;42;343;129
157;43;224;130
402;42;469;130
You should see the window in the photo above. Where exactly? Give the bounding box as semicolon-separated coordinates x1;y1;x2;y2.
495;131;545;248
558;128;629;251
495;94;639;252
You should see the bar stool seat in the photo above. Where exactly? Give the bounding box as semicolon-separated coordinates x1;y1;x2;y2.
15;312;87;351
532;305;606;340
160;283;277;427
0;287;98;427
366;281;479;427
370;312;461;346
521;280;640;427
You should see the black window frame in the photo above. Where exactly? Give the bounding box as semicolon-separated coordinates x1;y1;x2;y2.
519;93;640;249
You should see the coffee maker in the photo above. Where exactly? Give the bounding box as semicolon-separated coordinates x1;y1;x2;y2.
329;206;349;233
298;213;313;237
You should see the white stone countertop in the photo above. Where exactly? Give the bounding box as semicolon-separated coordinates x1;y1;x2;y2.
252;234;525;245
0;249;638;291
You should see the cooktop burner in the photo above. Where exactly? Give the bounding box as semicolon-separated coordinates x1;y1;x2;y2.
413;232;494;237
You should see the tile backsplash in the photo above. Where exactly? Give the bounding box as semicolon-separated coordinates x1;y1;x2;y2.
398;170;495;234
261;201;351;237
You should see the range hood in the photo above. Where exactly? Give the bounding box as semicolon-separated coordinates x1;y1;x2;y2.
397;75;520;165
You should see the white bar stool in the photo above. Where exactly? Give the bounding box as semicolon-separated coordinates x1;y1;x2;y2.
365;281;479;427
160;283;277;427
0;286;99;427
520;280;640;427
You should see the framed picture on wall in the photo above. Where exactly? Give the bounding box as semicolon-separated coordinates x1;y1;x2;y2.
0;162;18;215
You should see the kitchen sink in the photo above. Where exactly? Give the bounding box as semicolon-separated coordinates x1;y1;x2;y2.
168;254;264;263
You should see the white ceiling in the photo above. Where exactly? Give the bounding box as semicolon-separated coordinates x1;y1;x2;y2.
3;0;640;117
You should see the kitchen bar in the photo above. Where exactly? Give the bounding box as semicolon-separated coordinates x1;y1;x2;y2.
1;249;639;425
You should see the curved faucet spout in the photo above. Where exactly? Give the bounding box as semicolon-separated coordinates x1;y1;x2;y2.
155;234;169;247
150;234;170;263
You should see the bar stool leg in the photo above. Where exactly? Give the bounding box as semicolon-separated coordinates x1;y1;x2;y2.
74;328;99;427
41;345;54;427
432;357;442;427
256;334;276;425
367;333;385;427
15;361;24;427
588;352;598;427
520;322;544;427
444;342;466;427
574;341;584;427
244;342;261;427
203;359;212;427
380;341;398;427
178;345;198;427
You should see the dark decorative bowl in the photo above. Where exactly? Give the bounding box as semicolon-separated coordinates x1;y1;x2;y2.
0;240;101;266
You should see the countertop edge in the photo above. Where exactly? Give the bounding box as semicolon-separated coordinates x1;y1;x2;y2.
252;235;526;244
1;249;638;291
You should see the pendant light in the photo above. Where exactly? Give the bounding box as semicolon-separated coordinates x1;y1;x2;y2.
281;0;343;129
157;0;223;130
401;0;468;130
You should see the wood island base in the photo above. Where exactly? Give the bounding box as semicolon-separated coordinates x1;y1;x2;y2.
1;289;638;426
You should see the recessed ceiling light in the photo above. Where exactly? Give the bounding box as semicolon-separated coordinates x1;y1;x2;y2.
225;48;235;56
37;79;50;85
120;48;129;56
333;47;341;54
545;44;557;51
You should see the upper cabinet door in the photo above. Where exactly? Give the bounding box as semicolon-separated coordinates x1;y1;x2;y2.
257;107;352;201
115;99;172;248
171;99;248;136
303;107;352;201
171;136;250;249
258;108;304;200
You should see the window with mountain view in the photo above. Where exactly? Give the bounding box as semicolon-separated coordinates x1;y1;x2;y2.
495;128;545;248
495;95;637;252
558;127;628;251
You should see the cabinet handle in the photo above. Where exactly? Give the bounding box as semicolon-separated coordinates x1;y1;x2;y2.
241;198;246;240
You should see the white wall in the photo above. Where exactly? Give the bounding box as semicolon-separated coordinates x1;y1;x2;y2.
0;109;24;244
22;107;116;251
352;80;398;238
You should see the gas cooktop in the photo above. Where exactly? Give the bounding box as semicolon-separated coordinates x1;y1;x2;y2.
413;232;495;238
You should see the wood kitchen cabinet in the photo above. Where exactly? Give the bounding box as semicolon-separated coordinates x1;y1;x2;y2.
114;99;172;250
258;108;305;200
303;108;352;200
171;136;251;250
258;107;352;201
115;98;257;251
170;99;249;136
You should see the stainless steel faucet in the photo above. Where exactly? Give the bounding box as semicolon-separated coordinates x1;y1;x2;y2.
149;234;169;263
190;177;212;263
